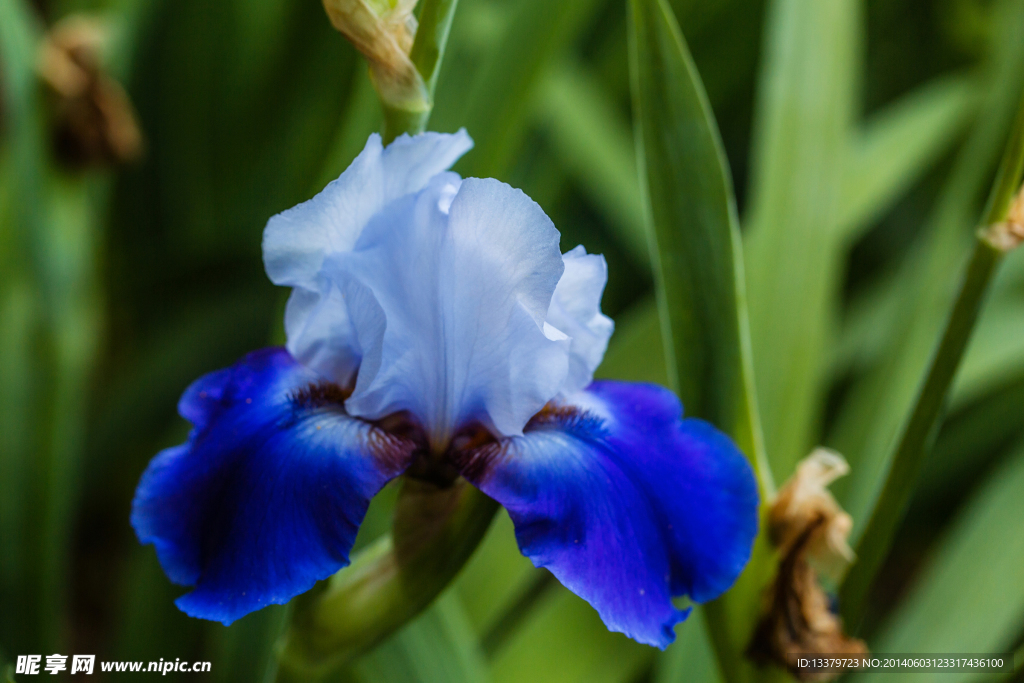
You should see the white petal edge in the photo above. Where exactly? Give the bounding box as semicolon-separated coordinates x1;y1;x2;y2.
262;130;473;384
547;245;615;394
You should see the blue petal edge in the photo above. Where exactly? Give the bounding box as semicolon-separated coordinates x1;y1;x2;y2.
460;380;759;648
130;347;415;625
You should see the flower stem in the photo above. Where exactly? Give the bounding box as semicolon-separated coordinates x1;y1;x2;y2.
839;88;1024;631
274;478;498;680
381;0;459;143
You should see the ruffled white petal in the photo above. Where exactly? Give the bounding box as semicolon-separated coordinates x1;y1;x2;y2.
261;130;473;384
546;246;615;393
334;176;570;445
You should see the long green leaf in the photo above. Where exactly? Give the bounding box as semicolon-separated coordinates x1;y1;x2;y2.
858;441;1024;683
489;588;652;683
653;608;724;683
533;60;649;267
829;0;1024;530
837;74;979;243
446;0;604;178
743;0;859;479
211;606;290;683
596;298;669;386
841;67;1024;629
628;0;769;488
953;297;1024;404
628;1;773;680
352;592;488;683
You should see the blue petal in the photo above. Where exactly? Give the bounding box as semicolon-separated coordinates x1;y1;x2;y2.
131;347;415;625
459;381;759;648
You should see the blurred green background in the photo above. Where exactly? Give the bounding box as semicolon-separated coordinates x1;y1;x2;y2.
1;0;1023;680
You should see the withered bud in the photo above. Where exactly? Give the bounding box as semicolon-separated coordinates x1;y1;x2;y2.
322;0;429;113
982;185;1024;252
37;15;143;168
748;449;866;682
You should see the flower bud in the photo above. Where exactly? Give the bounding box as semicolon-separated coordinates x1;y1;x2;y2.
983;185;1024;252
321;0;429;113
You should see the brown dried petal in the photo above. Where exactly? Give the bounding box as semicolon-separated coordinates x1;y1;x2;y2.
37;15;143;168
749;449;866;682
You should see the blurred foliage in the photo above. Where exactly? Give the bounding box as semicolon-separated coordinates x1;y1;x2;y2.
2;0;1024;680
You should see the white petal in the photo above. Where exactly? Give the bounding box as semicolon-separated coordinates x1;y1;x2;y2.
547;245;615;394
334;177;570;444
261;130;473;384
282;284;361;385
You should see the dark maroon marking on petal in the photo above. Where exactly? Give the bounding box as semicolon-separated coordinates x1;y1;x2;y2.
364;428;421;477
289;381;352;409
454;403;606;484
525;402;606;438
289;381;418;477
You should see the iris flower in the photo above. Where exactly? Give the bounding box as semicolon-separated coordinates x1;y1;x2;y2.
131;130;758;648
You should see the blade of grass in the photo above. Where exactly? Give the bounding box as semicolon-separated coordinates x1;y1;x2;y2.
595;297;669;386
653;608;724;683
742;0;859;479
211;606;291;683
829;0;1024;530
917;374;1024;509
351;592;488;683
449;0;604;178
858;440;1024;683
533;59;649;268
952;297;1024;405
628;1;774;680
488;587;653;683
837;73;980;243
840;84;1024;630
628;0;770;491
0;0;54;655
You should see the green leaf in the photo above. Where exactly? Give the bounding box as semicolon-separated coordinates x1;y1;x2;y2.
953;297;1024;405
628;1;774;679
742;0;859;479
840;50;1024;629
315;74;385;190
859;441;1024;683
489;588;652;683
533;59;649;267
628;0;769;487
454;511;539;639
352;592;488;683
211;606;290;683
595;297;669;386
837;74;980;243
653;608;724;683
919;376;1024;507
445;0;605;178
829;0;1024;531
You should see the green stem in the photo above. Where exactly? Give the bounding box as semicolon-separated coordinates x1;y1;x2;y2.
840;89;1024;630
839;239;1002;627
381;0;459;142
275;478;498;680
